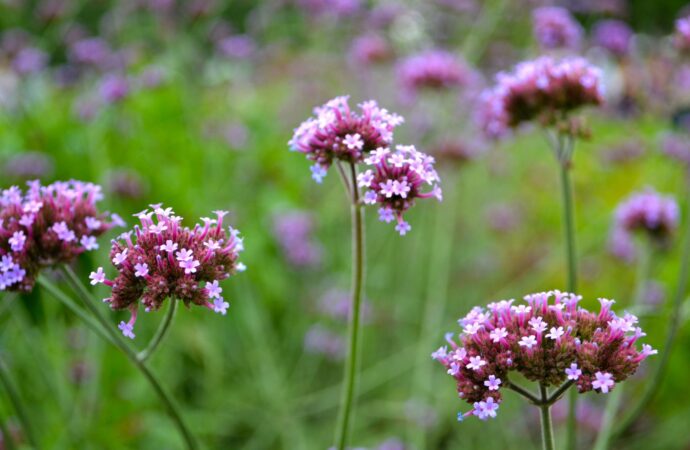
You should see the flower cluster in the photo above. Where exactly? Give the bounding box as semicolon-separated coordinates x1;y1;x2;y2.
358;145;442;235
661;132;690;166
272;211;322;268
433;291;656;421
532;7;582;51
396;50;472;99
593;20;633;57
1;180;117;292
609;189;679;261
478;57;604;138
348;34;392;67
90;205;245;339
289;96;404;183
674;16;690;53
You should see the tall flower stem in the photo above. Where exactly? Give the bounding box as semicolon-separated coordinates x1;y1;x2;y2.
554;132;579;450
612;176;690;439
539;384;555;450
334;162;366;450
0;356;38;449
57;266;199;450
137;299;178;362
593;241;652;450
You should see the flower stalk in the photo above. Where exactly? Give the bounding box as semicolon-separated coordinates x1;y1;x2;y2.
137;299;178;362
539;384;555;450
334;163;366;450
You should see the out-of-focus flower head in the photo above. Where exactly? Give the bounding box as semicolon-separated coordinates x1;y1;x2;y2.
675;16;690;53
1;180;116;292
433;291;656;421
2;152;54;181
359;145;442;235
478;56;604;138
91;205;244;339
348;34;392;67
216;35;257;60
296;0;360;19
272;211;322;268
592;19;633;57
99;73;129;103
613;188;679;246
304;325;345;360
317;288;372;323
532;6;582;50
107;169;147;200
661;132;690;166
396;50;472;100
428;137;485;167
289;96;404;182
12;47;48;75
69;37;112;67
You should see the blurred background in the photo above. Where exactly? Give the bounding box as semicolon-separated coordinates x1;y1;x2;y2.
1;0;690;448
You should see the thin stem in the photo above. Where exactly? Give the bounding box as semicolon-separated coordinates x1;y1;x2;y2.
539;384;555;450
58;266;199;450
593;242;653;450
545;380;574;405
0;358;38;449
506;381;541;405
334;162;366;450
556;133;579;450
612;177;690;439
137;299;178;362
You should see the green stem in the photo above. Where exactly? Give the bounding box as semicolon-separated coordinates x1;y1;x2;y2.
58;266;199;450
137;299;178;362
334;163;366;450
592;242;652;450
0;358;38;449
612;177;690;439
556;134;579;450
539;384;555;450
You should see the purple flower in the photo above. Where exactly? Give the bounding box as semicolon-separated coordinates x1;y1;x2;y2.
216;35;257;59
95;206;244;338
593;20;633;57
2;152;54;181
348;34;391;66
360;145;442;235
661;132;690;166
304;325;345;360
675;16;690;53
478;57;604;138
12;47;48;75
272;211;322;268
99;74;129;103
1;180;115;292
396;50;472;100
612;188;678;246
118;320;135;339
69;37;111;67
289;96;404;180
433;290;654;421
532;7;582;50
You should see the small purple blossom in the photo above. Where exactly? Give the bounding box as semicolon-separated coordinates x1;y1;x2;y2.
396;50;472;100
592;371;614;393
484;375;501;391
565;363;582;381
593;20;633;57
532;7;582;50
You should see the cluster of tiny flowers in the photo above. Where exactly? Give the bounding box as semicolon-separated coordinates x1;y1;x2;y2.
1;180;118;292
532;7;582;50
289;96;404;183
478;57;604;138
89;205;245;339
611;189;679;255
432;291;656;421
395;50;472;99
593;19;633;57
358;145;442;235
675;16;690;53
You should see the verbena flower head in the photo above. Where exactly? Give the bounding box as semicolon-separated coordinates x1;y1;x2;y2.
532;7;582;50
91;205;245;339
674;16;690;53
348;33;392;67
1;180;116;292
433;290;655;421
612;188;679;250
358;145;442;235
593;20;633;57
289;96;404;183
478;56;604;138
661;132;690;166
272;211;322;268
396;50;472;99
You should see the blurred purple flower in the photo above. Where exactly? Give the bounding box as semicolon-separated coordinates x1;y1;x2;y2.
593;20;633;57
12;47;47;75
436;0;478;13
396;50;472;100
223;122;249;149
600;139;645;166
643;280;666;307
377;438;406;450
0;28;29;55
69;37;111;67
348;34;391;67
73;97;101;122
139;66;166;89
2;152;54;180
99;74;129;103
661;132;690;165
317;288;371;323
485;203;522;233
366;3;403;28
107;169;147;200
675;16;690;53
550;398;603;433
304;325;345;360
608;226;635;263
429;137;484;167
272;211;322;268
532;6;582;50
296;0;360;19
217;35;257;60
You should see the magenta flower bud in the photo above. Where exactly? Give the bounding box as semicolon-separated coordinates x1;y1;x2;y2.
0;180;116;292
359;145;442;235
289;96;404;182
91;205;245;339
478;57;604;138
532;7;582;50
433;290;654;421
